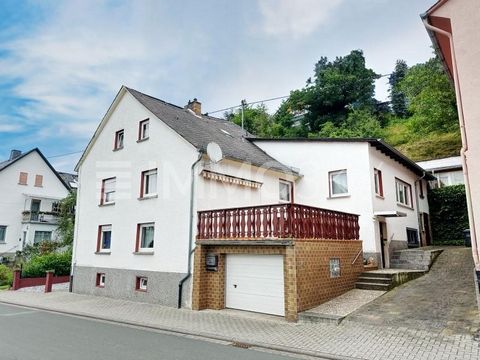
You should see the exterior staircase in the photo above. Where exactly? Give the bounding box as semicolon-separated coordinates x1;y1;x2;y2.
390;248;443;271
355;272;394;291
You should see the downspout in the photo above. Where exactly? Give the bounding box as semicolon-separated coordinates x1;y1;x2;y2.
70;171;81;293
178;151;204;308
423;18;479;271
414;172;427;247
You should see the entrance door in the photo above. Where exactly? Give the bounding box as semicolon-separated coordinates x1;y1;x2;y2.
225;254;285;316
379;222;388;268
30;200;41;221
423;213;432;246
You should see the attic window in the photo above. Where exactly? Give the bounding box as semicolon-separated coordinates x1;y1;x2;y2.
220;129;233;137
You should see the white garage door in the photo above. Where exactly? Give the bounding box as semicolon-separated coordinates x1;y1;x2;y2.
225;254;285;316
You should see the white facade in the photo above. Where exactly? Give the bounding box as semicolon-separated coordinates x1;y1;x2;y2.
254;140;430;267
0;150;70;257
417;156;464;188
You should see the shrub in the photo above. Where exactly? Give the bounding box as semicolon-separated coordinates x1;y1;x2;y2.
428;185;469;245
22;251;72;278
0;264;13;286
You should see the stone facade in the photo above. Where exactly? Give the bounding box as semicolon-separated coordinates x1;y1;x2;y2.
192;239;363;321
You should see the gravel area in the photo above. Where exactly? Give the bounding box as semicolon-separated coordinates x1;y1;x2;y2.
17;282;69;293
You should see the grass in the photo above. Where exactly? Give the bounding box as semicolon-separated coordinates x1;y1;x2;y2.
0;285;10;291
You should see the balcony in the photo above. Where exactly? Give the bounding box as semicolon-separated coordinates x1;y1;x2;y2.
197;203;360;241
22;211;60;224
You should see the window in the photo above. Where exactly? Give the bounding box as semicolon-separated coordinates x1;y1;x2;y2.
140;169;157;197
96;273;106;287
51;202;61;213
406;228;419;248
279;180;292;202
374;169;383;197
329;258;341;278
138;119;149;141
18;172;28;185
97;225;112;252
329;170;348;196
34;231;52;244
136;223;155;251
395;178;412;207
136;277;148;291
101;178;116;205
0;226;6;242
114;129;124;150
419;180;424;199
34;175;43;187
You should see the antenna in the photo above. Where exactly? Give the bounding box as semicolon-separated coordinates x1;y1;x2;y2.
206;142;223;163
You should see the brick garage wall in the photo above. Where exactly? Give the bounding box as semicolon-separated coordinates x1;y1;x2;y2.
295;240;363;312
191;244;299;319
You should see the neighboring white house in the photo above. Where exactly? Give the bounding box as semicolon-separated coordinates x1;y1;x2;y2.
0;149;71;259
253;139;433;268
72;86;433;316
417;156;463;188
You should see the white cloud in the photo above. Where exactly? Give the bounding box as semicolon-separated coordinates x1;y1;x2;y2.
258;0;344;38
0;124;22;132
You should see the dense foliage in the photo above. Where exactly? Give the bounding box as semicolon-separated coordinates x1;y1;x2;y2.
226;50;461;160
428;185;469;245
22;250;72;278
0;264;13;286
56;191;76;245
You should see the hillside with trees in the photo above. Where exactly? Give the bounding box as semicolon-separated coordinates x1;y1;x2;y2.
224;50;461;161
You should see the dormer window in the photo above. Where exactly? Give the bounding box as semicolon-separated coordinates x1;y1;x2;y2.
138;119;149;141
114;129;124;150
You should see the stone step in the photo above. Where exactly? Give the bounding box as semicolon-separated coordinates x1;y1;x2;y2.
357;276;392;285
359;272;393;279
355;282;391;291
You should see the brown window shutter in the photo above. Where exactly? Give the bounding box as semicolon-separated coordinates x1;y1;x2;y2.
35;175;43;187
19;172;28;185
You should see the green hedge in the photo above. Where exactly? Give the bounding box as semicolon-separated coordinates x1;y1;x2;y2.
22;251;72;278
428;185;469;245
0;265;13;286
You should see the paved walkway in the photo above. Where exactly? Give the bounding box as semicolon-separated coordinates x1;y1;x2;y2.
0;288;478;359
346;247;480;335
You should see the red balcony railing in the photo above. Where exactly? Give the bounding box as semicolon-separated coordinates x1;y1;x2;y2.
197;203;360;240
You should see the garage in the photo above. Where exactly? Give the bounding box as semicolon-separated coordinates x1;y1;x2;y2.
225;254;285;316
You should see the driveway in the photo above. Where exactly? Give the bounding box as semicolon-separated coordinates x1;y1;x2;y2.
345;247;480;335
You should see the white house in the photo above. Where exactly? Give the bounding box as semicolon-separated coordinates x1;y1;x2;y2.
72;86;432;320
0;149;71;259
417;156;464;188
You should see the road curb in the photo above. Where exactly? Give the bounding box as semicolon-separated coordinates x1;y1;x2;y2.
0;299;363;360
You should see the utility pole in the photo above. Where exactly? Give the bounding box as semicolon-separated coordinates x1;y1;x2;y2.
240;99;246;133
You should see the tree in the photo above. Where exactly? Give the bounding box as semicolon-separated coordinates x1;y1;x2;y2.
56;191;76;246
389;60;409;118
399;57;458;134
318;109;383;138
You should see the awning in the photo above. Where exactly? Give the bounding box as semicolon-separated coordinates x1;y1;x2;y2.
374;211;407;218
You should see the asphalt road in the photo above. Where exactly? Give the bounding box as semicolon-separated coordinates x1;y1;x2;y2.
0;303;299;360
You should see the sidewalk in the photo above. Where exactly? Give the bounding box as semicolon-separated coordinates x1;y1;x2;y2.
0;290;478;360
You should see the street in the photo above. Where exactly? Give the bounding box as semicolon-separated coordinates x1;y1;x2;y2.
0;303;298;360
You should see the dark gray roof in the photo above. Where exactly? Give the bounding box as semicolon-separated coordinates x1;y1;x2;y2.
58;172;78;190
126;88;295;174
251;137;436;180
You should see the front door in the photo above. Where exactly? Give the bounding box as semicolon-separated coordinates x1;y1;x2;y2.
379;221;388;268
30;200;41;221
423;213;432;246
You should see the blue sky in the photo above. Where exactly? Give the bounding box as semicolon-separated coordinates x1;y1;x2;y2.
0;0;437;172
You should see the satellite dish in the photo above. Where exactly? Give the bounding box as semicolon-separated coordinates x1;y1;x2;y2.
206;142;223;163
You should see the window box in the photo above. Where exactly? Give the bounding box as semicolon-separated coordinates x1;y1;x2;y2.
135;223;155;252
329;170;348;197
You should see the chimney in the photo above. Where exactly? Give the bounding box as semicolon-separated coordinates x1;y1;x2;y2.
9;150;22;160
185;98;202;116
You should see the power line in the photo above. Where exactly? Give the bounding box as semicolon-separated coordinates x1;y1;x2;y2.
47;150;84;159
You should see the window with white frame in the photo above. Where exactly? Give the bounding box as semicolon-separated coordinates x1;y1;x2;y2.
34;231;52;243
0;226;6;242
138;223;155;251
374;169;383;197
136;276;148;291
279;180;292;202
329;258;341;278
101;178;116;204
329;170;348;196
141;169;157;197
395;178;412;207
114;129;124;150
139;119;149;140
96;273;106;287
98;225;112;252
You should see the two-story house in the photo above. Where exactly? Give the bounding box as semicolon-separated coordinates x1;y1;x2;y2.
0;149;71;259
72;86;431;320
